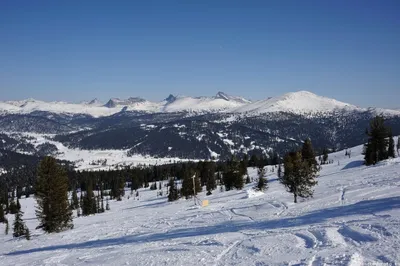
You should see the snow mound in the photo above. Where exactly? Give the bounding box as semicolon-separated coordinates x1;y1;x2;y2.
246;188;264;198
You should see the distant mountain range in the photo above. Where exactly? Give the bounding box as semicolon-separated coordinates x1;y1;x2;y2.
1;91;400;167
2;91;399;118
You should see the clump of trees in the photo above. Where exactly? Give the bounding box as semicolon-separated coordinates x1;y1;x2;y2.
279;139;319;203
363;116;395;165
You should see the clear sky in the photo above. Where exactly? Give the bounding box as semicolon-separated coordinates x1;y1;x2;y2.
0;0;399;108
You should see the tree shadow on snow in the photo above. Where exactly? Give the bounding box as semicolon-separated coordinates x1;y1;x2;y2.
341;160;364;170
123;200;167;210
6;196;400;256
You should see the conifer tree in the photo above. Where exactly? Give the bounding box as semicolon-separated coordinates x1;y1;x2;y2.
82;181;96;216
150;182;157;190
0;204;5;223
397;136;400;156
256;166;267;191
13;209;28;238
35;157;73;233
96;196;100;213
301;139;318;170
25;227;31;240
167;178;179;202
181;170;201;199
388;129;395;158
280;151;318;203
117;177;125;201
101;197;105;213
16;198;21;211
364;116;389;165
71;189;79;210
245;175;251;184
106;198;110;211
206;170;216;195
277;164;282;178
9;200;18;214
222;157;244;191
5;219;9;235
322;148;329;164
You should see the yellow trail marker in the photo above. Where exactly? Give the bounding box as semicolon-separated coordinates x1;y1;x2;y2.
202;200;209;207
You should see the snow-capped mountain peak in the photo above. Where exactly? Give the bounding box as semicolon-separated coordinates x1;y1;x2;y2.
88;98;102;105
215;91;230;101
215;91;251;104
104;97;147;108
165;94;177;103
231;90;361;115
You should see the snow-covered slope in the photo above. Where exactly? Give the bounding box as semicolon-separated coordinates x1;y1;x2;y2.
1;144;400;265
231;91;362;114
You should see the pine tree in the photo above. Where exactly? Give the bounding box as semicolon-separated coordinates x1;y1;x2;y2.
322;148;329;164
106;198;110;211
101;197;105;213
24;227;31;240
397;136;400;156
167;178;179;202
71;189;79;210
256;166;267;191
364;116;389;165
117;177;125;201
388;129;395;158
13;209;27;238
82;181;96;216
181;170;201;199
280;151;318;203
245;175;251;184
16;198;21;211
35;156;73;233
301;139;318;169
96;196;100;213
206;170;216;195
0;204;5;223
9;200;18;214
5;219;9;235
277;164;282;178
150;182;157;190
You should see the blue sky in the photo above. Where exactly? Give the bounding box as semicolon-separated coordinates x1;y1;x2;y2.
0;0;399;107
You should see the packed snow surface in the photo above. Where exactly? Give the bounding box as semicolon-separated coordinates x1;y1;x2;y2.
1;145;400;265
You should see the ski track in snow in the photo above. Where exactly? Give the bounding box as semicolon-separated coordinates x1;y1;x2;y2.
1;145;400;265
